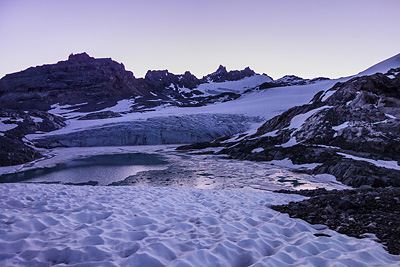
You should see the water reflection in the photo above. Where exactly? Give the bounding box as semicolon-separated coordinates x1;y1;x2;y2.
1;147;350;191
112;150;349;191
0;153;168;186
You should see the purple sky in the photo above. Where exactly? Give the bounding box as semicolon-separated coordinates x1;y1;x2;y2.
1;0;399;79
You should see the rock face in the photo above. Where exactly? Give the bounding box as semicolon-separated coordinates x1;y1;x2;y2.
0;109;66;166
0;135;41;167
0;110;66;138
145;70;200;91
259;75;330;89
201;65;256;83
184;68;400;187
77;111;123;120
142;69;202;101
0;53;149;112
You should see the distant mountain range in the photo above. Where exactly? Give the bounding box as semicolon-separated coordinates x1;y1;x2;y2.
0;53;273;112
0;52;335;113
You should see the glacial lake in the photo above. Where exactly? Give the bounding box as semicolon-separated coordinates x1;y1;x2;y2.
0;153;168;186
0;146;350;191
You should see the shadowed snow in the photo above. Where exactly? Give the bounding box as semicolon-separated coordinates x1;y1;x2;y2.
1;183;399;266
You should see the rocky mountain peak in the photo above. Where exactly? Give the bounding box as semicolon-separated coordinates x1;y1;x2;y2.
144;69;201;92
242;67;255;75
201;65;256;83
216;65;228;74
67;52;93;63
259;75;330;89
277;75;304;82
180;71;200;89
145;70;177;91
0;52;149;111
183;71;194;76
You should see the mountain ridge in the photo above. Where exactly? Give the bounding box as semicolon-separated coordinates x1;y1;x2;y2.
0;52;269;112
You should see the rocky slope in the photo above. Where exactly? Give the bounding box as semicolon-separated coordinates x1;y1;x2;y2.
271;187;400;255
259;75;329;89
0;53;149;112
0;110;66;166
181;68;400;187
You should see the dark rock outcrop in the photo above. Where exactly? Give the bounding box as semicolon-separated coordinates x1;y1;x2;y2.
145;70;200;91
259;75;330;89
1;109;66;138
78;111;123;120
0;109;66;166
0;135;41;166
0;53;149;112
201;65;257;83
271;187;400;255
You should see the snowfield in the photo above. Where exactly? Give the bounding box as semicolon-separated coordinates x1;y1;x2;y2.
357;53;400;76
1;183;399;266
196;75;272;95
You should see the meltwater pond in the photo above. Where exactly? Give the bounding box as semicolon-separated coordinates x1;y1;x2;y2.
0;146;350;191
0;153;168;186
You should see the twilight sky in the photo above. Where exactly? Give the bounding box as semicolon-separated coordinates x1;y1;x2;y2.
1;0;399;80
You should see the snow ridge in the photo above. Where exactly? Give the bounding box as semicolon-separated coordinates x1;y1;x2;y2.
358;53;400;76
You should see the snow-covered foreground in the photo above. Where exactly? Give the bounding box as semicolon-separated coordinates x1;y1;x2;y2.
1;184;399;266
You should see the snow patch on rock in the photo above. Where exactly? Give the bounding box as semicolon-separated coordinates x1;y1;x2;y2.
287;106;331;131
251;147;264;153
338;152;400;171
0;119;18;132
269;158;322;170
333;121;350;131
196;75;272;95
